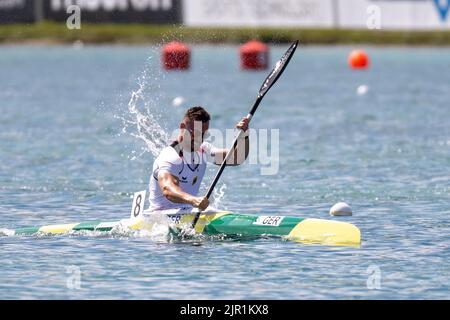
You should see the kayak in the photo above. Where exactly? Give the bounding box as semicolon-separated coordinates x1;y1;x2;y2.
9;210;361;247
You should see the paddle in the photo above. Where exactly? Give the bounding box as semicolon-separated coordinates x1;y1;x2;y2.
191;40;299;229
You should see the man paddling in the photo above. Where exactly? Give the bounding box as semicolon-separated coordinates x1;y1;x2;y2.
148;106;249;213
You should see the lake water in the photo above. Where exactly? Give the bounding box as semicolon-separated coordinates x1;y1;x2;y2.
0;44;449;299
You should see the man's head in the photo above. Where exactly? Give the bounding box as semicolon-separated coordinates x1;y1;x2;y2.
179;106;210;152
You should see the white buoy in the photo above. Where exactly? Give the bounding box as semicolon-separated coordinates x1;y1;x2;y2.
330;202;353;216
172;96;185;107
357;84;369;96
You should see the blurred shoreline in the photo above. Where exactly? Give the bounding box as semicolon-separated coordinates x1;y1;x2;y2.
2;22;450;46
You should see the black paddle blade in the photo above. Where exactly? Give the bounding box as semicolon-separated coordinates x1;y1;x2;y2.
257;40;299;100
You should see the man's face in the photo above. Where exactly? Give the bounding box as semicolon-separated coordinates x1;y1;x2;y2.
180;119;209;152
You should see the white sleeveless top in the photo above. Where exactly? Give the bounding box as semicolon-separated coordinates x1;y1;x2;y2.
148;142;217;212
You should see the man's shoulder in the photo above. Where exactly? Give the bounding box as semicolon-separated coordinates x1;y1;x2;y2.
155;146;182;164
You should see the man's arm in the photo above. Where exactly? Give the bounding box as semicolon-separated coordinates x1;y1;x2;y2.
213;133;249;166
158;171;209;210
213;117;250;166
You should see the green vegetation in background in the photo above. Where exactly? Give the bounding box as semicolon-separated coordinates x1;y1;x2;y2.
1;21;450;45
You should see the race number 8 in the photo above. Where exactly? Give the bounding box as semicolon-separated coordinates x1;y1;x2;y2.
130;190;146;219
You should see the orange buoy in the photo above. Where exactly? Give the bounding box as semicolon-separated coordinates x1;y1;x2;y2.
162;41;190;70
240;40;269;70
348;50;369;69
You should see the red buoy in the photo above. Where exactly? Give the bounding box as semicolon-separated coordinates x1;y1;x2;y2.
240;40;269;70
348;50;369;69
162;41;190;70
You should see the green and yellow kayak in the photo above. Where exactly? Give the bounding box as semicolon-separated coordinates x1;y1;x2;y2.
9;211;361;247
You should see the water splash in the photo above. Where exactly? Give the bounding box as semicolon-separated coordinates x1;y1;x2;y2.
117;55;171;159
211;183;227;209
0;228;15;236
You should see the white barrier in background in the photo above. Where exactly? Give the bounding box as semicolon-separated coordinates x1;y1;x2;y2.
338;0;450;30
182;0;450;30
183;0;336;27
